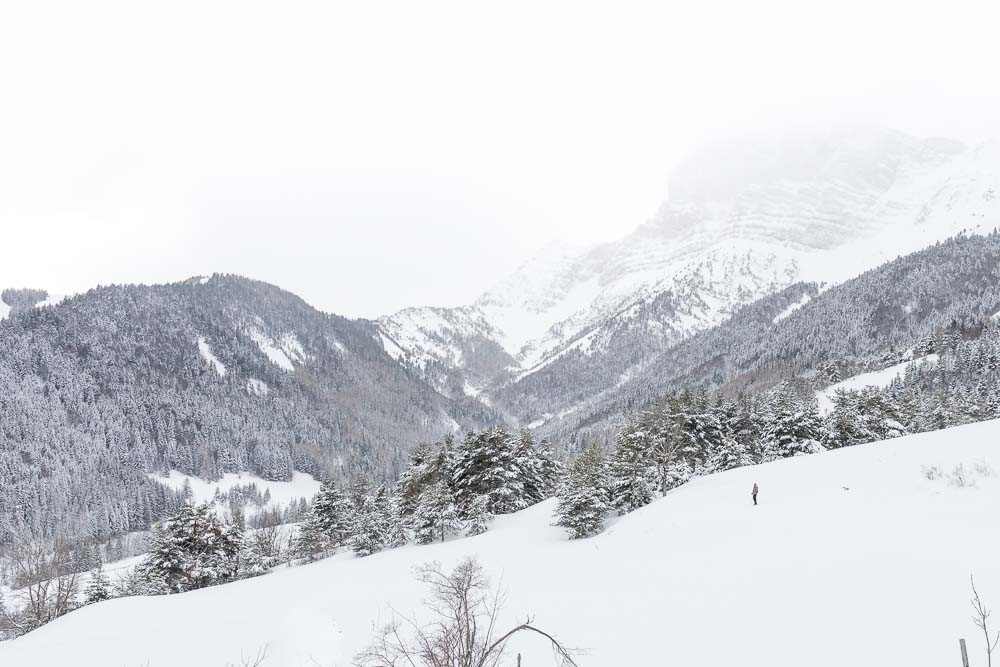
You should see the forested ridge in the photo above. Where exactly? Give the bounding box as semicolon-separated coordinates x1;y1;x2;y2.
539;232;1000;446
0;275;494;542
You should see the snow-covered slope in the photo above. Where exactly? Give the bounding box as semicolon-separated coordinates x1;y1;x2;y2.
148;470;321;515
816;353;940;414
376;305;513;398
380;128;1000;406
4;420;999;666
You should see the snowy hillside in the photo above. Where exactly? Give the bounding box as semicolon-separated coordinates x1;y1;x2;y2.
4;420;999;667
149;470;321;516
0;275;493;542
816;353;940;414
380;128;1000;408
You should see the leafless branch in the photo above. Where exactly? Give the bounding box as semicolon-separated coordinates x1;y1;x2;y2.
972;575;1000;667
354;558;580;667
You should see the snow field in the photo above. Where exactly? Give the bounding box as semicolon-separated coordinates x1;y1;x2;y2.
3;420;999;666
816;353;939;414
148;470;320;516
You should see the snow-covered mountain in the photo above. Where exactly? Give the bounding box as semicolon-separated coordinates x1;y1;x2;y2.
0;275;498;541
3;418;997;666
380;127;1000;410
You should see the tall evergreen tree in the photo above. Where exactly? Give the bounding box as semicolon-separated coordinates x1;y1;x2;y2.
84;567;112;605
555;445;610;539
761;385;823;458
349;486;388;557
294;481;351;559
145;503;242;593
464;495;494;537
707;434;754;473
607;419;658;515
452;428;527;516
414;479;462;545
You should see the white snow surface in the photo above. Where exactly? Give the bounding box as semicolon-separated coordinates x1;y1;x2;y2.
246;378;269;396
248;329;307;372
148;470;320;514
36;293;69;308
6;420;1000;666
0;292;69;320
816;354;939;414
772;292;812;323
196;337;227;377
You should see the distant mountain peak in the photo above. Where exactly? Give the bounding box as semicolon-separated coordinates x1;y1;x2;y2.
379;127;1000;425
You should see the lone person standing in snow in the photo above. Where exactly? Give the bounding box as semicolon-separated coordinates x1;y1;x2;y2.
752;482;759;506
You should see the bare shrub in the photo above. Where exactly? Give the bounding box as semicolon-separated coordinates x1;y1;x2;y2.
972;575;1000;667
974;460;995;478
922;465;943;481
355;558;578;667
228;644;268;667
950;464;975;488
0;540;80;637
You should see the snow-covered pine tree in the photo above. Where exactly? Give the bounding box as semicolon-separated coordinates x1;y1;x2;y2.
310;481;352;546
414;479;462;545
607;418;658;515
513;430;563;506
395;438;454;529
395;442;435;519
145;503;242;593
382;492;409;548
723;396;764;463
530;438;564;500
293;510;328;561
674;390;725;469
464;494;494;536
293;481;351;560
349;494;386;557
823;389;864;449
554;445;610;539
83;567;112;605
761;385;823;458
452;428;528;516
116;560;169;597
707;434;754;473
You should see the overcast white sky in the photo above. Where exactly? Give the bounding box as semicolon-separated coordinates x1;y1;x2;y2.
1;0;998;317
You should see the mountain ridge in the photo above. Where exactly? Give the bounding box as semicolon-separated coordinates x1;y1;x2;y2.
379;127;1000;421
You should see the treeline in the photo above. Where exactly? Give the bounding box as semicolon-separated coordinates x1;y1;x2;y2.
555;384;823;537
0;428;561;639
855;318;1000;435
554;315;1000;539
293;428;561;558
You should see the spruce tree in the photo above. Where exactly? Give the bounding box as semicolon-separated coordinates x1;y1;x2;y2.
452;428;528;516
761;385;823;458
310;482;352;547
414;480;462;544
464;495;494;536
607;420;658;515
145;503;242;593
383;493;409;548
349;485;391;557
84;567;112;605
516;432;563;505
293;511;328;561
707;434;753;472
396;439;454;530
555;445;610;539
